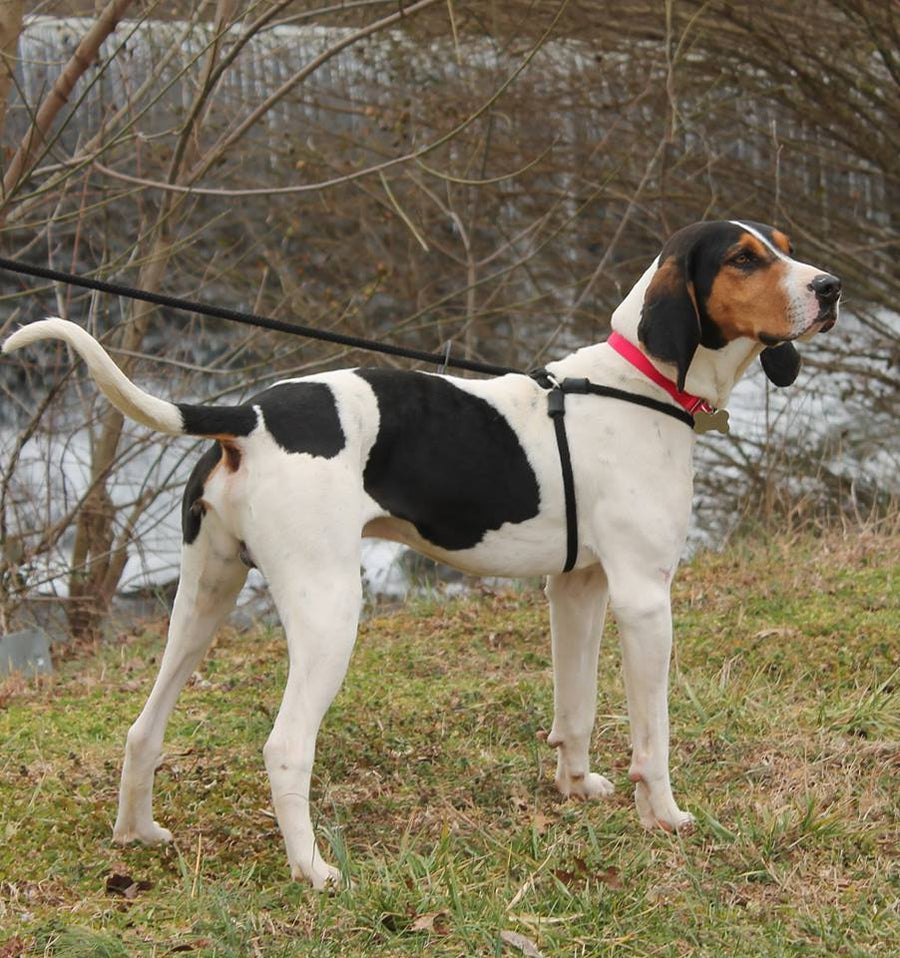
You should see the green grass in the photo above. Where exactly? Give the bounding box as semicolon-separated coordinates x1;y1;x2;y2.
1;529;897;957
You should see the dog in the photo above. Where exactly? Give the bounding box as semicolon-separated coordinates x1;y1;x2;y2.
2;220;840;889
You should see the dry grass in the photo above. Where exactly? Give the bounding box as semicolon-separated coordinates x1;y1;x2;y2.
0;527;897;956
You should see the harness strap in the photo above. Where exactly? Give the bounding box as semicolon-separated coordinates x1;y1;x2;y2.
531;369;695;574
557;378;696;429
546;386;579;573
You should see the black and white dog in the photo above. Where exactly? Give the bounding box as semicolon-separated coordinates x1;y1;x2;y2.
3;220;840;888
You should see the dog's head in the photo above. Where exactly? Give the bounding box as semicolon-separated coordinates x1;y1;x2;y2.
635;220;840;391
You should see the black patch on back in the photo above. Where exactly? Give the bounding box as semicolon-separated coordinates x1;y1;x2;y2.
178;382;344;458
254;381;345;457
178;402;258;437
356;369;540;550
182;443;221;544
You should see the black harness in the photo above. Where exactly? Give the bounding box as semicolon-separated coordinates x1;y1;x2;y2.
530;370;696;573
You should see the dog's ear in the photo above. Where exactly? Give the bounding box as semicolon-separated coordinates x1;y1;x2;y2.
637;255;701;392
759;342;801;387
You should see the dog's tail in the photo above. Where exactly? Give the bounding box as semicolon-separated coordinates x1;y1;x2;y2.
2;318;253;439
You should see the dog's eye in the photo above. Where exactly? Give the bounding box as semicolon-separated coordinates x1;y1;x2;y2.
730;251;754;267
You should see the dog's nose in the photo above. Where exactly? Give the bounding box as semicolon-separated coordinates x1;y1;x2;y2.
810;273;842;303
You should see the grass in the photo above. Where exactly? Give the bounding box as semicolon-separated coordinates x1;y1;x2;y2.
0;528;897;957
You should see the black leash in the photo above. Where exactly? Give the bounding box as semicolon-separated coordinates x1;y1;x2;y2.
1;255;697;576
0;255;518;378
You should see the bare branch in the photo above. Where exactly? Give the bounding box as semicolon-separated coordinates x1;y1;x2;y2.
0;0;135;212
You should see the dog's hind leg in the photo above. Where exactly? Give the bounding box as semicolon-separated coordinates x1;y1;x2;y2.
261;554;362;890
113;514;247;846
546;565;615;800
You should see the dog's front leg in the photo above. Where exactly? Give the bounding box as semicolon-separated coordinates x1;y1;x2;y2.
545;565;615;800
609;574;694;832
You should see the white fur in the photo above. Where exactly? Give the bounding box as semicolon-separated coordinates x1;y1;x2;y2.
3;318;183;433
2;234;836;889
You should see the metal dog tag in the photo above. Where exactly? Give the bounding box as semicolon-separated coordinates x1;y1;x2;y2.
694;408;730;435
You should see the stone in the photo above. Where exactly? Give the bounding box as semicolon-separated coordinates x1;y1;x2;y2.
0;628;53;677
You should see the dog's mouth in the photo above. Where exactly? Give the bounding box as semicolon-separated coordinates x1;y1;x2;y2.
817;305;838;332
799;302;839;339
763;304;838;345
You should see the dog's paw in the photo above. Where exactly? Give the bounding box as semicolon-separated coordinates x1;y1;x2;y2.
112;821;174;846
292;860;343;892
639;806;695;833
646;810;695;834
666;811;695;833
633;779;694;833
555;770;615;800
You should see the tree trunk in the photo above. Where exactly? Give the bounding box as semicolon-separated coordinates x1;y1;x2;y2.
65;236;174;638
0;0;23;145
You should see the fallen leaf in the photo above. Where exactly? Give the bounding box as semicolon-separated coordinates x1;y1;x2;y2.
105;872;152;899
530;811;553;835
410;911;450;935
553;859;622;889
0;937;26;958
597;866;623;889
552;856;589;887
500;929;545;957
752;627;797;640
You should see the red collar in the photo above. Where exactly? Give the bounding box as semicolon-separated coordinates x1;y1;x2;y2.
606;332;714;416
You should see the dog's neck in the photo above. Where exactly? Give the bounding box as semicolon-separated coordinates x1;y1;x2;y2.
551;260;763;409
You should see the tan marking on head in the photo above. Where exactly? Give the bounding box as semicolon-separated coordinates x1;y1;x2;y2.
705;254;795;342
771;229;792;255
742;234;770;260
642;254;700;323
644;255;683;299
